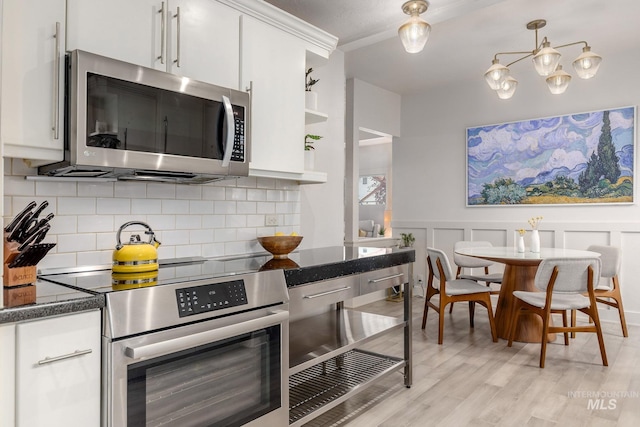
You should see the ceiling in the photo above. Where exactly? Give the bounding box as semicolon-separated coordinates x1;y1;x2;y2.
265;0;640;95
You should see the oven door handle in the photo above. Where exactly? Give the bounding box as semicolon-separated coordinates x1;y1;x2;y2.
124;309;288;360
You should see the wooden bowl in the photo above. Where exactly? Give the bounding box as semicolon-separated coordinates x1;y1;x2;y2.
257;236;303;259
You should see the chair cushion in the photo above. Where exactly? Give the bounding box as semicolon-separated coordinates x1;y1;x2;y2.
513;291;591;310
459;272;503;283
444;279;493;296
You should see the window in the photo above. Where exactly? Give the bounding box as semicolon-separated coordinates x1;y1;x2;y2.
359;175;386;205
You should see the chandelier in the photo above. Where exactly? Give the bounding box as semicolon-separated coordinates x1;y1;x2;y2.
484;19;602;99
398;1;431;54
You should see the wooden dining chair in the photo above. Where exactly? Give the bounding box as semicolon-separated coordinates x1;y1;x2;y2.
508;257;607;368
571;245;628;338
450;241;503;313
422;247;498;345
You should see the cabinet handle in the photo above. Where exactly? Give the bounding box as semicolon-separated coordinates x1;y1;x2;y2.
303;286;351;299
173;7;181;67
368;273;404;284
52;21;61;140
158;2;166;64
37;349;93;365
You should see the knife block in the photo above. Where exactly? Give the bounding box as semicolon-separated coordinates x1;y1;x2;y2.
4;236;37;288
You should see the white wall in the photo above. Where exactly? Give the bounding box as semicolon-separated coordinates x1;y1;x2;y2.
393;42;640;326
300;50;345;247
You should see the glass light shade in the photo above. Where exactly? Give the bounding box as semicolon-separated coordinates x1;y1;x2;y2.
546;66;572;94
484;61;510;90
496;76;518;99
532;42;561;76
572;46;602;79
398;16;431;53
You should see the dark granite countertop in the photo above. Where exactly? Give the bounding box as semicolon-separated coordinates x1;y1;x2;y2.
275;246;416;287
0;279;104;324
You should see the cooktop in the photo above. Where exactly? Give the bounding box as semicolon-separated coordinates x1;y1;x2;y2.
37;246;409;294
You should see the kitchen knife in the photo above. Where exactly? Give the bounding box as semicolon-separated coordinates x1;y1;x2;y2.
8;243;56;268
4;201;36;233
18;224;51;252
7;212;35;242
19;213;54;243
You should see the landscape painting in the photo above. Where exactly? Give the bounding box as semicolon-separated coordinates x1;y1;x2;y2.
466;106;635;206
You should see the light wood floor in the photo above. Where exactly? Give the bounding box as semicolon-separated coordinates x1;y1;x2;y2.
303;295;640;427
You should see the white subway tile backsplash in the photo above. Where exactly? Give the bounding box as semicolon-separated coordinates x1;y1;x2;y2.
202;214;225;228
57;233;97;253
36;181;77;197
77;215;114;233
77;182;114;198
226;187;247;200
145;214;176;230
225;214;246;228
115;181;147;198
189;200;214;214
202;186;225;200
4;176;34;196
176;185;202;200
189;229;214;244
214;228;236;242
5;164;301;268
147;183;177;199
162;199;190;214
214;201;236;215
58;197;96;215
256;202;276;214
131;199;162;214
247;188;267;201
237;201;256;214
176;214;202;229
97;198;131;214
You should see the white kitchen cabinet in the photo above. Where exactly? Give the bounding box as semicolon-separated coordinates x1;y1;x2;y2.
0;0;65;163
66;0;240;89
14;310;101;427
0;324;16;427
241;14;306;177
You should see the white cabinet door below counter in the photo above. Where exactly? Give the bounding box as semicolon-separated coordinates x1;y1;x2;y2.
15;310;101;427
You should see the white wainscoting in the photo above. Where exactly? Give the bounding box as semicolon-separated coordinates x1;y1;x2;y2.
393;220;640;329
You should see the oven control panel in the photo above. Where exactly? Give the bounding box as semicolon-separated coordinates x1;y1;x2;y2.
176;279;248;317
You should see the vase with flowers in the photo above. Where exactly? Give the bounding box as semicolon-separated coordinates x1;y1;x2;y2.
528;216;543;253
516;229;526;253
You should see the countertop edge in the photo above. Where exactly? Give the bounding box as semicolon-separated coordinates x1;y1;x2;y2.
0;295;105;324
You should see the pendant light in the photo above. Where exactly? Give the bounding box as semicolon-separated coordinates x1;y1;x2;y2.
398;1;431;54
484;19;602;99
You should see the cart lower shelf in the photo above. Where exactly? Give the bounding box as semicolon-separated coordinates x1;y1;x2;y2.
289;349;405;426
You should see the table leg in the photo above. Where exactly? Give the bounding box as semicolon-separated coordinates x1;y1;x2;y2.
495;263;556;342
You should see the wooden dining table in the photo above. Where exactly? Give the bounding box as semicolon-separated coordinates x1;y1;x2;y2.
454;246;600;343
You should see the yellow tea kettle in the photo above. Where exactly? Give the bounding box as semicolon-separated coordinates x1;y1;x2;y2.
112;221;161;273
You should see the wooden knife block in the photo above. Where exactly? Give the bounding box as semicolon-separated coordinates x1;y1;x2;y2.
4;235;37;306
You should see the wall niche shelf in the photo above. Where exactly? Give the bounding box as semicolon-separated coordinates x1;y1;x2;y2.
305;109;328;124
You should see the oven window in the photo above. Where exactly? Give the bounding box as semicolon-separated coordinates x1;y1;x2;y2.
127;326;281;427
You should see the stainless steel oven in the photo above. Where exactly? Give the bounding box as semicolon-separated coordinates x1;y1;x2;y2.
39;259;289;427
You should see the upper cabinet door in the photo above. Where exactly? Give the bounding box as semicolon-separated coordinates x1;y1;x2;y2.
67;0;240;88
240;15;306;176
1;0;66;162
166;0;240;89
66;0;164;70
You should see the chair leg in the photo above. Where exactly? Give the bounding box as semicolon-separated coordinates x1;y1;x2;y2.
468;301;475;328
507;301;520;347
617;297;629;338
421;296;429;329
570;309;576;338
539;310;551;369
449;303;454;314
438;305;446;345
483;295;498;342
561;310;569;345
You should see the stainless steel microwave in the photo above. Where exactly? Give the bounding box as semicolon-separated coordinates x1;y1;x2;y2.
39;50;250;184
